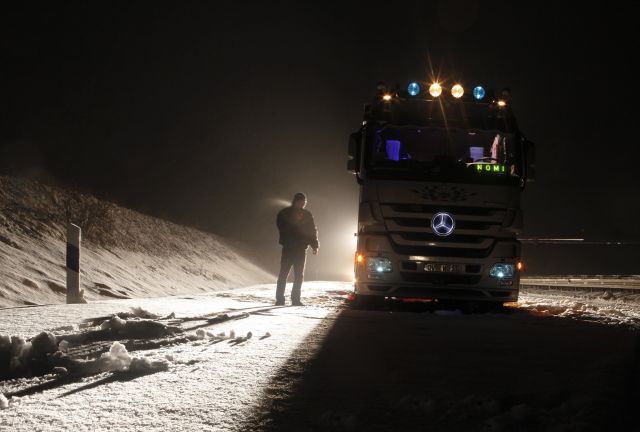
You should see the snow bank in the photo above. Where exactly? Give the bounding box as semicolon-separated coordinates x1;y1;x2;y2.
1;313;176;380
518;288;640;328
0;175;273;307
99;341;168;373
37;340;170;377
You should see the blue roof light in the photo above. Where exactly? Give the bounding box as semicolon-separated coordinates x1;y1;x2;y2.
407;82;421;96
473;86;486;100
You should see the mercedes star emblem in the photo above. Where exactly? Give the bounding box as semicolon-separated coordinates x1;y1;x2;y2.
431;212;455;237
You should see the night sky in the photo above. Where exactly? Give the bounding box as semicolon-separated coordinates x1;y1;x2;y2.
1;1;637;277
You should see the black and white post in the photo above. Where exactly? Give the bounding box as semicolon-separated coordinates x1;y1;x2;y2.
66;223;82;304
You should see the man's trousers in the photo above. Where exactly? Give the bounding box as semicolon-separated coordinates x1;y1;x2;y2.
275;246;307;303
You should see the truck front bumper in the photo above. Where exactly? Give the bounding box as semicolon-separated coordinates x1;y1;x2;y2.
354;254;520;303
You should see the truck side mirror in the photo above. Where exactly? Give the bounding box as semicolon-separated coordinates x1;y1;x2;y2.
525;140;536;182
347;130;362;174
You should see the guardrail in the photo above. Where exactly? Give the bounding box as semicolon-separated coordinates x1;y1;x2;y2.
520;277;640;292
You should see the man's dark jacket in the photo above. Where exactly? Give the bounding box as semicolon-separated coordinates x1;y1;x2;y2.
277;206;319;250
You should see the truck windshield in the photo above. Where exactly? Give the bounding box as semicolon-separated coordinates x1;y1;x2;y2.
366;126;521;184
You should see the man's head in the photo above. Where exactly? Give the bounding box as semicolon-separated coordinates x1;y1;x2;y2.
292;192;307;209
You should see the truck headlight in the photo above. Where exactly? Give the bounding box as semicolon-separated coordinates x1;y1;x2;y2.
489;263;515;279
366;257;393;273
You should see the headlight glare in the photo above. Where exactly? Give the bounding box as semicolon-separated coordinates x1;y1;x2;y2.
366;257;393;273
490;263;515;279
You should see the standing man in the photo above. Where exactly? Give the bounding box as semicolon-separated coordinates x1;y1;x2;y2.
275;192;319;306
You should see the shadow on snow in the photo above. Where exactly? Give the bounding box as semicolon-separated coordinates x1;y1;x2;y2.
243;302;639;432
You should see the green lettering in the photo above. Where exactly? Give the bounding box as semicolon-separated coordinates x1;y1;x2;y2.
475;163;508;174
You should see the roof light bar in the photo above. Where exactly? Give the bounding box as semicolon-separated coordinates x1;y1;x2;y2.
451;84;464;98
428;83;442;97
473;86;485;100
407;82;420;96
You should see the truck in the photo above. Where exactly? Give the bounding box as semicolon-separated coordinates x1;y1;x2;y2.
348;80;536;308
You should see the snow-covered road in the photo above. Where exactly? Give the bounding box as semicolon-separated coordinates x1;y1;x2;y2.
0;283;348;431
1;282;639;431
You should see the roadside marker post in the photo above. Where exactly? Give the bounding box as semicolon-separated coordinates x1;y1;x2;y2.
66;223;83;304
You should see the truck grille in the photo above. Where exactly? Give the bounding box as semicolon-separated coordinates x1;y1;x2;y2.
381;203;509;259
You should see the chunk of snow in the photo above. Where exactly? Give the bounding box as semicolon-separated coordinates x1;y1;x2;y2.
100;315;127;331
31;331;57;358
1;335;33;373
52;366;68;375
0;393;8;409
229;330;235;339
58;340;70;352
101;341;132;371
57;341;168;376
129;357;169;372
129;307;160;319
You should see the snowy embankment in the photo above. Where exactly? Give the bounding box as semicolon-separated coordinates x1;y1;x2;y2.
0;176;273;307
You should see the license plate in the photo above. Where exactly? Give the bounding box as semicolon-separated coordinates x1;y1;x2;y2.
424;263;460;273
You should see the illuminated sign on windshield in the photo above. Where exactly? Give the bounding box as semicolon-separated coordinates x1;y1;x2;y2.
474;163;506;174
